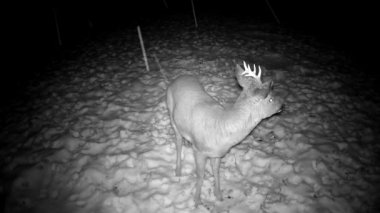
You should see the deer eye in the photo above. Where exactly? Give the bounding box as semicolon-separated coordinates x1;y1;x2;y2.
269;98;273;103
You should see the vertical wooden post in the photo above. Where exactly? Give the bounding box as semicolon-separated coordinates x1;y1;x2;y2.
265;0;281;25
137;26;150;72
191;0;198;28
162;0;168;9
53;8;62;46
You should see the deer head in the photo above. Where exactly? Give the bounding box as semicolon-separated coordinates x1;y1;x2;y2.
235;61;283;118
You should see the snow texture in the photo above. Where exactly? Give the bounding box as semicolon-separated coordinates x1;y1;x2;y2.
1;15;379;213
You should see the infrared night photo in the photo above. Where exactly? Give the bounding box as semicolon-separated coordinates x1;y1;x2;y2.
1;1;379;213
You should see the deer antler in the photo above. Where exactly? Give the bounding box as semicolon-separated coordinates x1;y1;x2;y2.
241;61;261;78
241;61;262;86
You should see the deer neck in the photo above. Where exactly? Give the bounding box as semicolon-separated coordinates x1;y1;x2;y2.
219;96;262;147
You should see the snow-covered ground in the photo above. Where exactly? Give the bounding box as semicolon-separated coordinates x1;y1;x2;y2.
1;15;379;213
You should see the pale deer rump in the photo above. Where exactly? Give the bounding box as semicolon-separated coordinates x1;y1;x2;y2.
166;61;283;206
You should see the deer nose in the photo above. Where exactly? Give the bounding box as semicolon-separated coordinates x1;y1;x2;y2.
278;103;285;113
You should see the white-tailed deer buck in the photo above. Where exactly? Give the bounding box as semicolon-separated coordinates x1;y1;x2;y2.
166;61;283;206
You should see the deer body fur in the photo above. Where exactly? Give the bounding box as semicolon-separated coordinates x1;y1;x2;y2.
166;62;282;206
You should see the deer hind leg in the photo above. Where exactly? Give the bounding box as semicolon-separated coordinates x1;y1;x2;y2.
170;118;183;176
211;157;222;201
193;150;206;207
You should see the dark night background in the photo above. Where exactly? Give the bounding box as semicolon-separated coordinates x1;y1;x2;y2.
4;0;377;99
1;1;379;212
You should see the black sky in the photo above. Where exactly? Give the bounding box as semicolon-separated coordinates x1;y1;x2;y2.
5;0;377;83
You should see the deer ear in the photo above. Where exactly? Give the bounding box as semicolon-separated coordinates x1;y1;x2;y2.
265;81;273;97
236;64;251;89
252;86;270;98
264;85;271;98
262;80;273;90
256;81;272;98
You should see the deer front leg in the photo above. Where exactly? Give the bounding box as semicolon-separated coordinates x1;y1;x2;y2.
211;157;222;201
193;150;206;207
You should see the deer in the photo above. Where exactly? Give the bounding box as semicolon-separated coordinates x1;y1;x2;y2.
166;61;283;206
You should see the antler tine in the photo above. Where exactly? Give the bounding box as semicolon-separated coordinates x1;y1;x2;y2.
257;65;262;78
243;61;249;73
